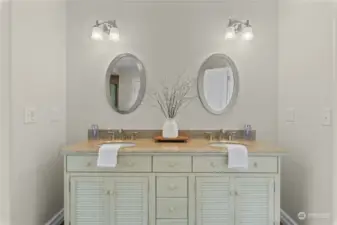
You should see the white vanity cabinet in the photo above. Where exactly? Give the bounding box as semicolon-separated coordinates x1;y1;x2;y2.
64;154;281;225
196;176;234;225
70;176;148;225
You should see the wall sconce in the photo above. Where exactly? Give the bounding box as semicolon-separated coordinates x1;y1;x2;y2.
225;19;254;41
91;20;120;42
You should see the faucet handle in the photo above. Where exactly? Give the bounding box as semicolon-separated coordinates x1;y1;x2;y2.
131;132;139;140
228;131;237;141
107;128;114;133
107;129;115;140
204;132;213;141
218;129;226;140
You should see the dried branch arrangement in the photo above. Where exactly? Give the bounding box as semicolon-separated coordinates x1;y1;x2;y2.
148;76;196;119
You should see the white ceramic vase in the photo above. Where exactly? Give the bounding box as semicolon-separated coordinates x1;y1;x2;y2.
162;118;179;138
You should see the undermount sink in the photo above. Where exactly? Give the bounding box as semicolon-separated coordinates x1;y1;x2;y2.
209;141;246;148
98;141;136;148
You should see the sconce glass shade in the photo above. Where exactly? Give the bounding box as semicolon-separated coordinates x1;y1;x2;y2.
225;26;236;40
242;26;254;40
91;26;103;40
109;26;120;42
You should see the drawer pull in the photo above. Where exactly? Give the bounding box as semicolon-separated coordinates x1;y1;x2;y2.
168;184;177;190
253;162;258;168
169;207;175;212
210;162;216;167
86;162;92;167
106;190;111;195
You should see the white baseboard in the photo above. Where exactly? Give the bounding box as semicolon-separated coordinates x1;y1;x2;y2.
281;209;299;225
45;208;64;225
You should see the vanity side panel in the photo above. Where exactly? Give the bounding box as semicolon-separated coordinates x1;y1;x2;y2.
64;156;70;225
274;156;281;225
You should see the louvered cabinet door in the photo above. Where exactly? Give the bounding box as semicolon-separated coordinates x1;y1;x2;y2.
110;177;148;225
196;177;234;225
70;177;110;225
234;177;274;225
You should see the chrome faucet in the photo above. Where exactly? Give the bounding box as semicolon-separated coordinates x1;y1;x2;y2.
204;130;238;141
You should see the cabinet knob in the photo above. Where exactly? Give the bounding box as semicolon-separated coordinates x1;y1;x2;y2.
253;162;258;168
86;162;92;167
235;191;239;196
169;184;177;190
126;161;135;167
168;162;176;168
169;207;175;212
210;162;216;167
106;190;111;195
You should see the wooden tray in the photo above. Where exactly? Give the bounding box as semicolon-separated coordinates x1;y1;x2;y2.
153;135;189;143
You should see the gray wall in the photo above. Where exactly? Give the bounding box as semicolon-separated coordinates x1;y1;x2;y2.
278;1;334;224
0;0;11;224
66;0;279;143
9;0;67;224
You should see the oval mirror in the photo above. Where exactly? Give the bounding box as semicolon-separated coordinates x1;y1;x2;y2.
198;53;239;115
105;53;146;114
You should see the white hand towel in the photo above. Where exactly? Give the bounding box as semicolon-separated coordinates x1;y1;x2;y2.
97;144;121;168
227;144;248;169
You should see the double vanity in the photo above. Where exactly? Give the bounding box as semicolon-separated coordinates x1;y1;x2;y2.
62;50;284;225
63;138;284;225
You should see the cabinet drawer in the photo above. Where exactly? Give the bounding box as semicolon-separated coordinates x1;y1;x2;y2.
193;156;278;173
67;155;152;172
157;177;187;197
156;219;188;225
157;198;188;219
153;156;191;172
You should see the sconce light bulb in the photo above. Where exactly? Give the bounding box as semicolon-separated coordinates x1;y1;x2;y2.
91;26;103;40
225;26;236;40
109;27;120;42
242;26;254;41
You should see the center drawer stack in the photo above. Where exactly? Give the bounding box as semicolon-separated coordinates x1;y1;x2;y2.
153;156;191;225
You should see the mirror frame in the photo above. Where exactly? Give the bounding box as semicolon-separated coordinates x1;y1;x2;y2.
105;53;146;114
197;53;239;115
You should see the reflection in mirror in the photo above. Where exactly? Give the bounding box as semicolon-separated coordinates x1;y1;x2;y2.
198;53;239;115
106;53;146;114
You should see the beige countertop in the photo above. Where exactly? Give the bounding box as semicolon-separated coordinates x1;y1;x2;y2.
62;139;286;156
